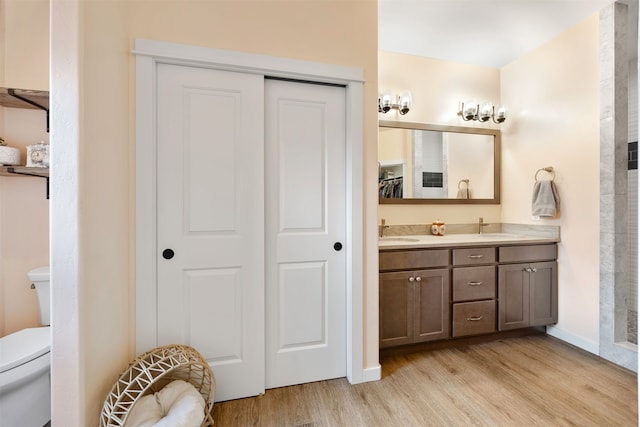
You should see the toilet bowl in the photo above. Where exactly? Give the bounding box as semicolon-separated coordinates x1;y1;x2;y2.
0;266;51;427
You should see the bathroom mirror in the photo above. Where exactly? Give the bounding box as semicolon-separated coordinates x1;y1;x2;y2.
378;120;501;204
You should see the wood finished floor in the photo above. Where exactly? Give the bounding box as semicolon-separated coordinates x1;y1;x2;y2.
212;335;637;426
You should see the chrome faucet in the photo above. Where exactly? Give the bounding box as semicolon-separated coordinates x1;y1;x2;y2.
380;218;391;238
478;217;490;234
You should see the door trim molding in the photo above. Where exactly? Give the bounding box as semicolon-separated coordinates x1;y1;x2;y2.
134;39;366;384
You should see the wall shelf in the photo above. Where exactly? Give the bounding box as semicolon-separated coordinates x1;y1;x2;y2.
0;86;51;198
0;87;50;132
0;166;50;198
0;165;48;178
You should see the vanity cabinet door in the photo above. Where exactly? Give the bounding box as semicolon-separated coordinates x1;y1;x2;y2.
379;268;450;348
498;264;530;331
529;262;557;326
379;271;414;348
413;269;450;343
498;261;557;331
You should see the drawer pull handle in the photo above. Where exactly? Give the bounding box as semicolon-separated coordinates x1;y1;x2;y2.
467;281;483;286
467;254;484;259
467;316;483;322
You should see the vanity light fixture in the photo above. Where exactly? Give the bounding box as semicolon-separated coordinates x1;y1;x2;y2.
379;91;412;115
458;100;506;124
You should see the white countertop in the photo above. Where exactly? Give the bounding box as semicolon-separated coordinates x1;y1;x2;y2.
378;233;559;250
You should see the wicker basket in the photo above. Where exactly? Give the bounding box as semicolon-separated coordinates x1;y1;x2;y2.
100;344;216;427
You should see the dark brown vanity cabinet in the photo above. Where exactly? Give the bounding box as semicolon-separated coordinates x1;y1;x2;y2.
379;250;450;348
498;245;558;331
380;241;558;349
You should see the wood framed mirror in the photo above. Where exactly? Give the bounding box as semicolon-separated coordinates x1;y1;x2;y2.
378;120;501;204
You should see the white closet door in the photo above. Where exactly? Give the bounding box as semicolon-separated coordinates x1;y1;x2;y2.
265;79;347;388
156;63;265;402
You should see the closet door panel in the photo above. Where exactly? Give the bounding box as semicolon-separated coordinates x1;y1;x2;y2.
156;63;265;402
265;79;347;389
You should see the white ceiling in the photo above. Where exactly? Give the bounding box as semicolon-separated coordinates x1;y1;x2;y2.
378;0;625;68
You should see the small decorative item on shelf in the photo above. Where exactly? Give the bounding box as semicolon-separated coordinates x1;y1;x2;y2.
26;141;49;168
0;137;20;166
431;219;446;236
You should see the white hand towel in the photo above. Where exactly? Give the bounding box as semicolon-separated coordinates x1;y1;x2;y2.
532;180;560;217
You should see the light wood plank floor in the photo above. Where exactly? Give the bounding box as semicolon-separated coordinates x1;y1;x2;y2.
212;335;637;426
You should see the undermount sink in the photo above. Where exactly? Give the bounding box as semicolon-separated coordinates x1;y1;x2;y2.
378;236;420;242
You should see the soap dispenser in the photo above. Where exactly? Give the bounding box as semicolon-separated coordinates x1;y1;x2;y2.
431;219;446;236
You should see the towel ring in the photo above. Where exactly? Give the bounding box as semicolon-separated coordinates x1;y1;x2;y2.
535;167;555;182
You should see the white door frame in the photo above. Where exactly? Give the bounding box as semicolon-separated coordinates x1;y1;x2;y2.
133;39;366;384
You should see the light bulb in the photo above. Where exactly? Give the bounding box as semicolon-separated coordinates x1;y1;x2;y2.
494;105;507;123
397;91;412;115
379;91;393;113
478;102;493;122
462;101;477;120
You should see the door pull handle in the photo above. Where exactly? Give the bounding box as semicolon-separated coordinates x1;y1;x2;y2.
162;249;175;260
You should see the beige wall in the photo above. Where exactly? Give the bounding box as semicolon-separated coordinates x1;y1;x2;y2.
0;0;50;337
51;0;378;424
378;51;502;224
501;14;601;348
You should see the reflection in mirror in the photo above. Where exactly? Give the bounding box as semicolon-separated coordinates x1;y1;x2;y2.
378;121;500;204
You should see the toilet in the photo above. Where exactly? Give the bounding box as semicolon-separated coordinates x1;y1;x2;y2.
0;266;51;427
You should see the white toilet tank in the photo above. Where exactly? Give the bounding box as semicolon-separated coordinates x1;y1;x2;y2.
28;266;50;326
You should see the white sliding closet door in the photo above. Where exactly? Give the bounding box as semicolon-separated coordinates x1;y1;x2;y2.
265;79;347;388
156;63;265;402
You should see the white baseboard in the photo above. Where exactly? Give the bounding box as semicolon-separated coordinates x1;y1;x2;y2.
362;364;381;382
546;326;599;355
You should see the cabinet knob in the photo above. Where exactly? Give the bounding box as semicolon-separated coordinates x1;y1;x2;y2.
531;268;537;273
408;277;415;282
524;267;532;272
415;276;421;282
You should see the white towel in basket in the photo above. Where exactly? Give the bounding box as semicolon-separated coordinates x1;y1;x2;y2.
125;379;206;427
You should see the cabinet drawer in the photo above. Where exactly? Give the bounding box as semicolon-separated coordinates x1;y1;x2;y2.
452;266;496;302
452;300;496;337
499;244;557;263
379;249;449;271
452;247;495;266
